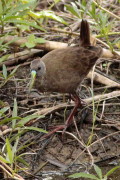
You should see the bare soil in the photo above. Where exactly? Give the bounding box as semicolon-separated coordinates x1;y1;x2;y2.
0;1;120;179
0;61;120;179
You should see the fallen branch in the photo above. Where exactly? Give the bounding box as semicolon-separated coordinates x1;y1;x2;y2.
49;27;120;55
2;36;120;58
0;160;24;180
1;90;120;136
87;71;120;87
0;49;43;67
33;90;120;117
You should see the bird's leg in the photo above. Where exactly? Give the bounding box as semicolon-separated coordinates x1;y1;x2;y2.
42;125;65;140
42;94;82;140
62;94;82;134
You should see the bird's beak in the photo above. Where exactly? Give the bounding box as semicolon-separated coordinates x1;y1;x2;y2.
29;70;36;91
31;70;36;79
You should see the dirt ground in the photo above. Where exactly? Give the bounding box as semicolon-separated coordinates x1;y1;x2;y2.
0;1;120;179
0;60;120;179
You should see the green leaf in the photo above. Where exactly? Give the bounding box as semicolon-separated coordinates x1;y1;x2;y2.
0;54;10;63
0;155;9;164
28;34;35;42
12;98;18;128
71;2;81;17
0;116;21;125
0;106;9;117
12;136;19;156
6;19;45;31
4;15;25;21
17;115;44;127
8;65;20;77
23;126;48;133
12;99;17;117
105;166;120;177
0;72;4;78
17;142;33;152
65;4;80;18
17;24;30;31
25;34;36;48
0;1;3;15
21;0;37;3
88;3;96;18
25;41;36;48
0;36;20;52
16;156;29;166
2;64;7;79
4;2;32;20
54;0;61;3
94;164;102;179
69;172;99;179
6;138;13;164
36;10;67;25
36;38;46;44
7;65;20;80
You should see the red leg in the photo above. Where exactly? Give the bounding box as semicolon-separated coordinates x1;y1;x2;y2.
42;125;65;139
42;94;82;139
62;94;82;134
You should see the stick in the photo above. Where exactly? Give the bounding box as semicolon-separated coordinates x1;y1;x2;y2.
2;36;120;58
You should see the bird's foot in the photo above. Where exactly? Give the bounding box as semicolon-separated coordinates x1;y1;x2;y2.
41;125;65;140
42;94;84;140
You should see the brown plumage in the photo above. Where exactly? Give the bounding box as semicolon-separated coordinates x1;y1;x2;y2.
30;19;103;135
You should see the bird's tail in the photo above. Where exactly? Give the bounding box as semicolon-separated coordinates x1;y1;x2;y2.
80;19;91;47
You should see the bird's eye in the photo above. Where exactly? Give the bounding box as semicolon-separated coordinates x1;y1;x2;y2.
38;67;41;70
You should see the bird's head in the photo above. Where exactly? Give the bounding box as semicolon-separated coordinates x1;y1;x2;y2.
29;58;46;91
30;58;46;78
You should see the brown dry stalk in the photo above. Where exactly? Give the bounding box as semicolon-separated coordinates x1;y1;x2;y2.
2;36;120;58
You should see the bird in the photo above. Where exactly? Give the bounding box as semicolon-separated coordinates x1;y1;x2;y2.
30;19;103;135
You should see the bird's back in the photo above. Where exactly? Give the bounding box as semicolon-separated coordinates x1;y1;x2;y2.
31;20;102;93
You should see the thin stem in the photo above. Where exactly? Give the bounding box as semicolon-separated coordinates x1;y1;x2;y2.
93;0;120;20
96;32;120;38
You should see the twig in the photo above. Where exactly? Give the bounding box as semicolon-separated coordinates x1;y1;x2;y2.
0;49;43;67
93;0;120;20
71;131;120;165
97;32;120;38
2;36;120;58
99;100;105;122
0;90;120;135
49;27;120;52
87;71;120;87
29;90;120;124
0;160;24;180
58;130;94;165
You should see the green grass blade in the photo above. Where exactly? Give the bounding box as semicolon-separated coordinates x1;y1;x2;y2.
105;166;120;177
16;156;29;167
0;106;9;117
0;155;10;164
17;115;44;127
69;172;99;179
12;98;18;129
0;54;10;63
6;138;13;164
0;116;21;125
2;64;7;79
6;19;46;31
94;164;102;179
23;126;47;133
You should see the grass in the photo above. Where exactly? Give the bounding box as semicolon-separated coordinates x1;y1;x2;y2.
69;164;120;180
0;0;119;179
